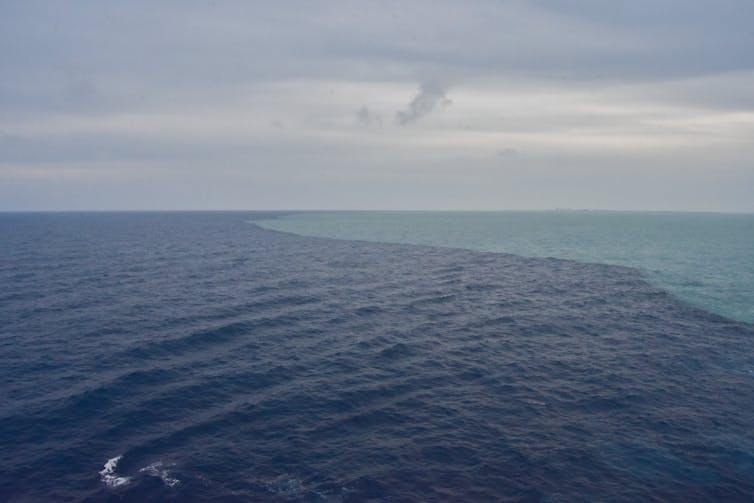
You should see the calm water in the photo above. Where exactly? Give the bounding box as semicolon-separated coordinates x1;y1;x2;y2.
258;211;754;323
1;212;753;502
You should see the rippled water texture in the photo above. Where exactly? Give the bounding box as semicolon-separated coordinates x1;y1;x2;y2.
1;212;753;502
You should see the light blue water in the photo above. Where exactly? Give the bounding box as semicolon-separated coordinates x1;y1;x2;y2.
258;211;754;324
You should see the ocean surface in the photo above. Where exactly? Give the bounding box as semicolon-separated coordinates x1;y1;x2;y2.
257;211;754;324
1;211;753;502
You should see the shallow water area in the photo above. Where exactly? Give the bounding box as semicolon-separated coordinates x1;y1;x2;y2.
258;211;754;323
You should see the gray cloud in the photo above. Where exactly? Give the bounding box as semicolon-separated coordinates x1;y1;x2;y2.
496;148;519;158
2;1;752;120
356;106;382;127
395;83;452;125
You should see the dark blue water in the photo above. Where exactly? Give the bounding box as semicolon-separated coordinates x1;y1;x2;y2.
1;212;753;502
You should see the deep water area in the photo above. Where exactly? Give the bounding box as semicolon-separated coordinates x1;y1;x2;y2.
1;212;753;502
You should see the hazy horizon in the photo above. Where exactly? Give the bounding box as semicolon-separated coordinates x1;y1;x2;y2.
3;208;754;215
2;1;753;212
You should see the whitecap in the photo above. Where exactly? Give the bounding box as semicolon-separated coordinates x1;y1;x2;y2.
267;476;304;495
99;455;131;488
252;474;306;496
523;398;547;406
140;461;181;487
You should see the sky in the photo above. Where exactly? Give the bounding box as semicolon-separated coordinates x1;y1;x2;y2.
1;0;753;211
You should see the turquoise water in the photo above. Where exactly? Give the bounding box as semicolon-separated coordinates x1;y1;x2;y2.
258;211;754;324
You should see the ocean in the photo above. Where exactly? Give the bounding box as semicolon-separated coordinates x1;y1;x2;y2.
1;211;753;502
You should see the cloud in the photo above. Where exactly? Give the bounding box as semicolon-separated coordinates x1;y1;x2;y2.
496;148;519;158
356;106;382;127
395;83;452;125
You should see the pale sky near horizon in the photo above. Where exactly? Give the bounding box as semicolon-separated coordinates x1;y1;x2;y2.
1;1;753;211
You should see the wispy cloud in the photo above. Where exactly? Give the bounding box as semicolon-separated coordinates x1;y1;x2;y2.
356;106;382;127
496;148;519;158
395;83;452;125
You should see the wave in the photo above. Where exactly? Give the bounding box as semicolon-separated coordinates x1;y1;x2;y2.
139;461;180;487
99;455;130;488
99;455;181;490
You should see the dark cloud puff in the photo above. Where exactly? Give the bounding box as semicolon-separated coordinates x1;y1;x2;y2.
356;106;382;127
395;83;452;125
497;148;519;158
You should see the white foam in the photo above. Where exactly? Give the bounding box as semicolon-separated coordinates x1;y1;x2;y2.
140;461;181;487
99;455;131;488
523;398;547;406
256;475;305;496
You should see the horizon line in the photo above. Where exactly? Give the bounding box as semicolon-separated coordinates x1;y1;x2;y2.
2;208;753;215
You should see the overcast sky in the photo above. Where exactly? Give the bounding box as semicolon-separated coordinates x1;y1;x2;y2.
1;0;753;211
